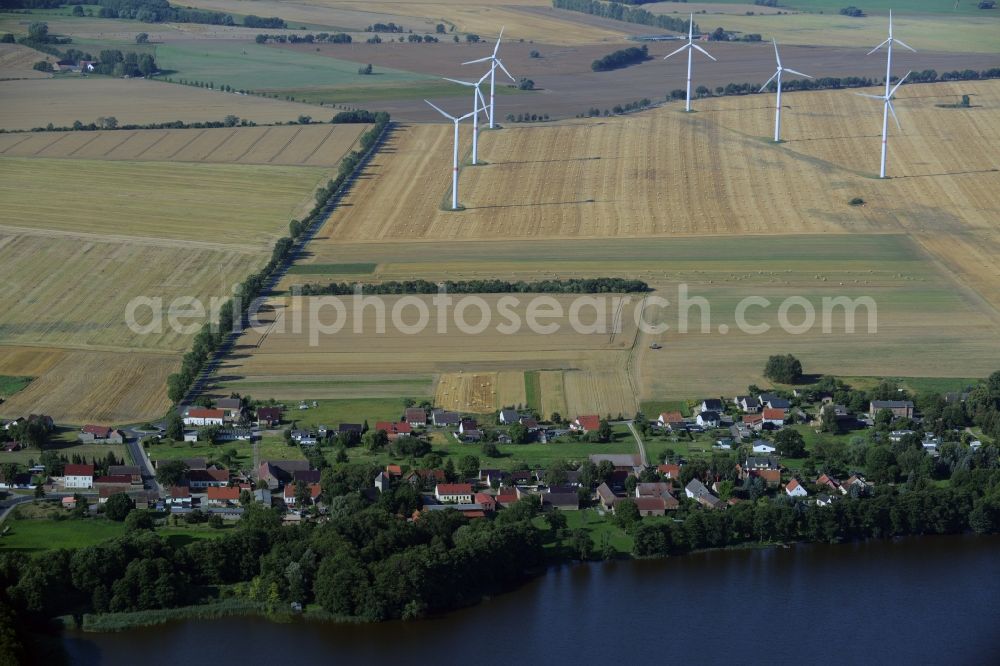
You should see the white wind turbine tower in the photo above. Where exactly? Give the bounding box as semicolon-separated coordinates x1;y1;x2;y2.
869;10;915;99
663;14;716;112
856;72;910;179
462;27;515;128
425;100;477;210
443;71;490;165
760;39;812;142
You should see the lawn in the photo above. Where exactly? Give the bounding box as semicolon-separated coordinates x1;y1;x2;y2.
0;516;125;552
158;523;233;548
840;375;982;396
0;375;32;398
281;398;411;429
145;436;304;469
640;400;692;419
563;509;634;556
1;433;129;467
524;371;542;413
152;41;432;91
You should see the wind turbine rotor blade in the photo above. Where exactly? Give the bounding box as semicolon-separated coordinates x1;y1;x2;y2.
443;77;474;87
890;70;911;95
866;38;890;55
496;58;515;81
477;70;491;85
855;92;884;100
760;70;779;92
459;109;477;122
424;99;454;120
493;27;504;57
462;56;492;65
663;44;688;59
772;38;781;67
783;68;812;78
692;43;716;61
894;38;916;53
886;100;901;130
688;13;693;41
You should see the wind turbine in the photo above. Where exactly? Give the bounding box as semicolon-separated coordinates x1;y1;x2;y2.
856;72;910;179
868;10;915;98
443;71;490;165
425;100;477;210
462;27;515;128
663;14;716;112
760;39;812;142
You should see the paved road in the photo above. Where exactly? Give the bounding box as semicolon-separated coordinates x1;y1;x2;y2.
124;432;162;497
626;420;649;467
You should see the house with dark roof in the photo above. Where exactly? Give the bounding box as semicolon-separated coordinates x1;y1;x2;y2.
404;408;427;426
696;411;720;428
256;407;282;426
700;399;724;413
685;479;723;509
109;465;142;485
498;409;520;425
188;467;229;489
542;488;579;511
632;496;668;516
869;400;914;418
432;409;461;427
734;395;759;413
596;482;617;510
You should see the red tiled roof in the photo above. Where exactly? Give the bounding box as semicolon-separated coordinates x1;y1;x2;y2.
83;424;112;437
436;483;473;495
94;475;132;484
786;478;801;491
575;415;600;431
386;464;403;477
188;408;225;419
206;486;239;500
64;464;93;477
170;486;190;498
762;408;786;420
743;414;764;424
633;497;666;511
658;464;681;478
375;421;412;435
284;482;321;499
659;411;684;423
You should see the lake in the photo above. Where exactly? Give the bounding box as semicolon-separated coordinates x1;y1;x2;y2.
65;535;1000;665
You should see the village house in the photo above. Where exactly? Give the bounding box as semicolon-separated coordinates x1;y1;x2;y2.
742;413;765;431
284;482;321;506
632;496;667;516
635;482;679;510
752;440;777;454
183;431;199;443
78;425;125;444
496;487;518;507
657;411;686;430
657;463;681;480
167;485;192;507
183;408;225;427
217;427;255;443
596;482;617;510
108;465;142;485
685;479;724;509
761;408;787;427
869;400;914;419
205;486;240;507
405;469;446;487
290;430;319;446
474;492;497;513
785;478;808;497
542;488;580;511
374;470;391;493
700;398;724;413
571;414;601;433
404;407;428;426
94;475;132;494
63;463;94;489
734;395;759;413
696;410;720;428
435;483;474;503
589;453;642;475
816;474;844;494
257;460;311;490
758;393;791;410
432;409;461;427
251;407;280;427
377;420;417;438
520;416;539;430
498;409;520;425
187;467;229;489
479;469;508;487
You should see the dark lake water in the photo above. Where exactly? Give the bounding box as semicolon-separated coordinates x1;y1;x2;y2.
65;535;1000;665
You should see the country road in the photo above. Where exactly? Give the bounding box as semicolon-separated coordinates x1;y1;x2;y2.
626;421;649;467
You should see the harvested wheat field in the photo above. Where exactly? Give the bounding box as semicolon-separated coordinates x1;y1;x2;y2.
315;80;1000;247
0;78;323;131
0;124;368;166
0;157;327;247
0;347;176;425
434;370;528;412
0;44;57;80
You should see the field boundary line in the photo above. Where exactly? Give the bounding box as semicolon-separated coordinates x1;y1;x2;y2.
269;126;303;163
206;127;241;161
101;130;137;157
0;134;33;153
29;132;71;156
65;132;102;157
166;128;205;159
232;127;269;162
131;130;171;160
300;125;336;164
0;223;264;254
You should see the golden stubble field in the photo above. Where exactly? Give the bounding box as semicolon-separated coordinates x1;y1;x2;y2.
0;124;368;167
0;78;324;131
311;81;1000;310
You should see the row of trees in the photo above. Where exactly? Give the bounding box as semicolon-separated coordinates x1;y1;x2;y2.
255;32;352;45
591;44;649;72
83;0;237;26
165;112;392;404
298;277;651;296
553;0;697;34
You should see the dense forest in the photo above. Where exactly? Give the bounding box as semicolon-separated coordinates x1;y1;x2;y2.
591;45;650;72
298;278;652;296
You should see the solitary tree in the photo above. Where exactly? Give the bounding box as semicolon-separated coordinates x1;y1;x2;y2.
104;493;135;521
774;428;806;457
135;32;149;44
764;354;804;384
